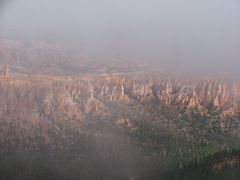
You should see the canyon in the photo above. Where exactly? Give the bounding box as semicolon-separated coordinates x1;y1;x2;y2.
0;39;239;179
0;74;239;148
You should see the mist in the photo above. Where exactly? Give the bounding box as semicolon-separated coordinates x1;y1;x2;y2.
0;0;240;76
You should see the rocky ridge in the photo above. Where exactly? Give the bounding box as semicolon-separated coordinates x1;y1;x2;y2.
0;39;143;75
0;74;239;148
0;75;239;117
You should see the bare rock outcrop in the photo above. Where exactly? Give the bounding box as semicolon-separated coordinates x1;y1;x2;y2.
0;74;239;148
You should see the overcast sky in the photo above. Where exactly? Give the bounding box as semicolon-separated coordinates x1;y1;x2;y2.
0;0;240;75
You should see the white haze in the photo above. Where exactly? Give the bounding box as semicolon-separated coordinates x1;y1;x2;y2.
0;0;240;76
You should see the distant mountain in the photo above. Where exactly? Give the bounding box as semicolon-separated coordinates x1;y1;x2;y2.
0;39;144;75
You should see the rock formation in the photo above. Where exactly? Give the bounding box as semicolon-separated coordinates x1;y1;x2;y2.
0;74;239;148
0;38;239;151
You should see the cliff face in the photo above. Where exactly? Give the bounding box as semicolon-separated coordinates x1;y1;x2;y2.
1;75;239;117
0;74;239;148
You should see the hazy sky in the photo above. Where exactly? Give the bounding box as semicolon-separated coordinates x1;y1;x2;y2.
0;0;240;75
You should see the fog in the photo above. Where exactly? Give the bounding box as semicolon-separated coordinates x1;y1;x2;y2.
0;0;240;75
